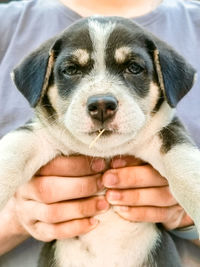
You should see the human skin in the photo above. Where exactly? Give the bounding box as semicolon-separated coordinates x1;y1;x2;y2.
0;156;108;255
0;155;194;255
59;0;163;17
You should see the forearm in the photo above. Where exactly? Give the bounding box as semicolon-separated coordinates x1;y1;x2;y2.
0;197;29;255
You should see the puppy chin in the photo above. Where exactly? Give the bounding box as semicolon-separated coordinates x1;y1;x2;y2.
63;110;147;154
71;131;137;152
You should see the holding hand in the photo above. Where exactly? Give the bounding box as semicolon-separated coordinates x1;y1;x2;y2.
0;156;109;255
0;154;194;256
103;156;193;230
14;155;109;242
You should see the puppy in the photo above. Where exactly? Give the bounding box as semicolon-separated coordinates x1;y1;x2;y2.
0;16;200;267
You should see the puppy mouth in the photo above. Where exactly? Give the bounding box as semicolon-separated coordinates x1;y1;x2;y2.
89;129;114;137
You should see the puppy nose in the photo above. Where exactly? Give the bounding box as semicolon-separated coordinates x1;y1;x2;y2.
87;95;118;123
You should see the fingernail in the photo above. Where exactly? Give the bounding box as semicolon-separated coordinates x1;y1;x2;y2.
112;159;126;169
89;217;99;226
92;158;106;172
104;173;118;187
97;199;109;211
107;191;121;201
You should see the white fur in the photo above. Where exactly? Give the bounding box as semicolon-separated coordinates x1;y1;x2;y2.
55;211;159;267
63;77;146;153
0;124;60;209
88;19;115;74
162;144;200;234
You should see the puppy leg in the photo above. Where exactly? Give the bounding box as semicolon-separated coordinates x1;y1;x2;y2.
0;127;58;209
162;144;200;235
135;132;200;237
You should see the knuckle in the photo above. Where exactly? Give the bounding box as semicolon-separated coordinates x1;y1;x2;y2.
158;207;168;222
15;203;33;225
79;199;96;217
129;168;140;186
77;180;89;196
132;189;140;203
35;178;52;203
42;205;56;223
122;167;135;184
77;178;98;196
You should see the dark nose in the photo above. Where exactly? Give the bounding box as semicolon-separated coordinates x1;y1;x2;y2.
87;95;118;123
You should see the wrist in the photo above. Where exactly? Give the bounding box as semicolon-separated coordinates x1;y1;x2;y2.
164;213;199;241
0;198;29;255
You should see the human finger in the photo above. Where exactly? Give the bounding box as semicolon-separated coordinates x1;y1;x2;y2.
25;217;99;242
38;155;106;177
106;186;177;207
17;174;104;203
103;165;168;189
20;196;109;224
114;205;187;230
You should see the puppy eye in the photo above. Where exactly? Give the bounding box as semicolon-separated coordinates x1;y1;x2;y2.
62;64;81;76
125;62;144;75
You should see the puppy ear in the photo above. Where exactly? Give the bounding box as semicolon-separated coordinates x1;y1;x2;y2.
13;37;61;107
152;40;196;108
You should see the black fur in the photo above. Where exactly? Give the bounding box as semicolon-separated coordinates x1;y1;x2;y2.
159;117;193;153
16;124;33;132
38;241;57;267
13;37;57;107
40;93;57;121
13;17;196;110
147;226;182;267
155;40;195;108
106;26;154;98
53;23;93;99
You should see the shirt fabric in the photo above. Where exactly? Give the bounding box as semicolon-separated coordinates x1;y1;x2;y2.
0;0;200;266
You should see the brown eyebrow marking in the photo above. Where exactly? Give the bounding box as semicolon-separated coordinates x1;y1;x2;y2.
114;46;132;64
72;49;90;66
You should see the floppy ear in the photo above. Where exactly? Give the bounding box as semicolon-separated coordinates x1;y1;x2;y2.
13;37;61;107
151;40;196;108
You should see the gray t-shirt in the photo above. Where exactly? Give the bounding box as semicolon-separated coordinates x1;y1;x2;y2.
0;0;200;266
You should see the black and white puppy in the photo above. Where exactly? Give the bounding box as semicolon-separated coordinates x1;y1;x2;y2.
0;16;200;267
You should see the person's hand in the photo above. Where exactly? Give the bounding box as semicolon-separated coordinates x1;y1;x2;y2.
13;156;109;242
103;156;193;230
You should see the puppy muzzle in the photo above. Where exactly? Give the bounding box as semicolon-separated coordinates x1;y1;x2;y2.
87;94;118;123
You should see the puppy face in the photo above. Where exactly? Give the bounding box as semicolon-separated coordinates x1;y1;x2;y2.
13;17;196;151
50;19;159;148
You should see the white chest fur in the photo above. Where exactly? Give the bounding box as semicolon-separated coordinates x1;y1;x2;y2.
55;210;160;267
